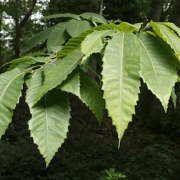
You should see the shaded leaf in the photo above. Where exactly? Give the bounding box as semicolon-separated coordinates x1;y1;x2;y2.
80;71;104;123
0;68;25;138
3;56;35;66
102;32;141;144
67;19;92;37
50;46;62;54
44;13;81;21
26;72;70;166
137;32;177;111
22;27;53;53
28;52;47;57
34;56;51;63
80;12;107;24
35;49;83;103
59;68;80;97
47;22;68;52
3;56;37;71
26;69;44;107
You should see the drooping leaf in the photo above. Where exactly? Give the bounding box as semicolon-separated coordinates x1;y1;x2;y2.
150;21;180;61
59;68;80;97
137;32;177;111
0;68;25;138
35;49;83;103
26;69;44;107
80;12;107;24
81;30;114;60
102;32;141;144
22;27;53;53
67;19;92;37
47;22;68;52
2;56;35;67
44;13;81;21
3;56;37;71
79;71;104;123
26;72;70;166
57;23;124;58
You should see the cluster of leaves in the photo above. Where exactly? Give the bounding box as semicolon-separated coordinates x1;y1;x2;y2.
0;12;180;167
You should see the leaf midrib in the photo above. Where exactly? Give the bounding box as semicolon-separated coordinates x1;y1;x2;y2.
0;70;24;102
138;37;163;100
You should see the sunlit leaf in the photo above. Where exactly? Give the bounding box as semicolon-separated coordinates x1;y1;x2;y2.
119;22;138;32
102;32;141;145
162;22;180;37
150;21;180;61
57;23;123;58
81;30;114;60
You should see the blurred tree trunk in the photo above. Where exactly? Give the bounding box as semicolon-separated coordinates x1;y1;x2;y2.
89;0;99;13
14;0;37;58
170;0;180;27
0;2;4;65
149;0;164;21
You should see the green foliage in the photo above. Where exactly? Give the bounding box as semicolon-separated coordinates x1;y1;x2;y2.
0;68;25;139
67;19;92;37
137;32;177;111
100;168;126;180
47;22;68;52
0;12;180;166
102;32;141;145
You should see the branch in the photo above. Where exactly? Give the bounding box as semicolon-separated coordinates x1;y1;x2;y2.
99;0;103;15
18;0;37;30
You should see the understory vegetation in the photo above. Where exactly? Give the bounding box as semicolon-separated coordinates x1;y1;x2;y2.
0;94;180;180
